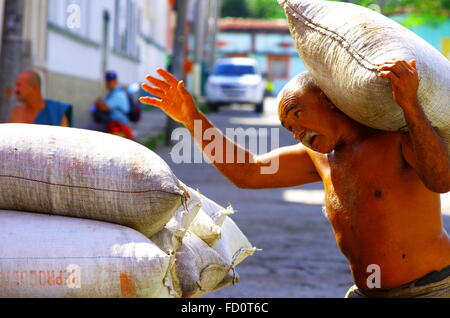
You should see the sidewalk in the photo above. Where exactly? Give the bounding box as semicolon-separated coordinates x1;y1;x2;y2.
131;107;169;144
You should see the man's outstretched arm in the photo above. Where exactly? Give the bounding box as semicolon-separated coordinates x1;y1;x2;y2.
378;59;450;193
140;68;321;189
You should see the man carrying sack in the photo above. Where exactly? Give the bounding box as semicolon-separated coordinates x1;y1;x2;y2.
139;57;449;297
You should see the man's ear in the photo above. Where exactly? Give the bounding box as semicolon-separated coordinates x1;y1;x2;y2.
319;91;336;109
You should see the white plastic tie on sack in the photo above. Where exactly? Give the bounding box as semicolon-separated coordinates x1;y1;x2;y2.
231;247;262;267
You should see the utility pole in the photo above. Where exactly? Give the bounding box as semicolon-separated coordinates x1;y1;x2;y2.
0;0;5;54
193;0;206;98
101;10;110;77
0;0;25;123
206;0;221;72
165;0;189;146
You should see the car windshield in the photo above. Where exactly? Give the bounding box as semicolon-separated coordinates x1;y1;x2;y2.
213;64;256;76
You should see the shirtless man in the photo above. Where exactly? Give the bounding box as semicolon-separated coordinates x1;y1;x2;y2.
9;70;70;126
140;59;450;298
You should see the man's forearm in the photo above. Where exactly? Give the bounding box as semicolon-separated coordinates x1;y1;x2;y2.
404;102;450;193
183;110;259;188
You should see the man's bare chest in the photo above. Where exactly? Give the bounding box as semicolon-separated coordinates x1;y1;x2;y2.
312;137;412;215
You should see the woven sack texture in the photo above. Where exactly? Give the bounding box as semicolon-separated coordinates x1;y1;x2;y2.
0;124;184;237
0;210;177;298
174;231;234;298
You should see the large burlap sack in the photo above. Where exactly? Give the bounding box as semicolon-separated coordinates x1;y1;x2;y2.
151;229;237;298
173;231;236;298
151;187;257;297
0;210;178;298
212;216;259;267
187;188;234;247
183;190;259;265
279;0;450;149
189;210;222;247
150;182;203;254
0;124;185;237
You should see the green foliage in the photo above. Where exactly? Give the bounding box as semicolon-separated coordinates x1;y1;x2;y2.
221;0;285;19
247;0;286;19
330;1;449;18
221;0;449;24
143;133;166;151
221;0;251;18
330;0;449;26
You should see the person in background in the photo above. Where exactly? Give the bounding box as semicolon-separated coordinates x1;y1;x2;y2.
93;71;133;139
9;70;72;126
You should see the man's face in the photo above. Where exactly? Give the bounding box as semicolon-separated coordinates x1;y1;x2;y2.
279;88;339;154
105;79;118;91
15;73;35;103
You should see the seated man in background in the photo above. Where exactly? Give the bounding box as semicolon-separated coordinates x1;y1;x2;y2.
92;71;133;139
9;70;72;126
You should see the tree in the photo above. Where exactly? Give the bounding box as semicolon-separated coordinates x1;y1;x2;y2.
221;0;251;18
331;0;449;26
221;0;449;24
248;0;286;19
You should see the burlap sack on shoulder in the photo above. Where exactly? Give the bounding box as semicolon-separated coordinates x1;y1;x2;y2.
279;0;450;149
0;124;184;237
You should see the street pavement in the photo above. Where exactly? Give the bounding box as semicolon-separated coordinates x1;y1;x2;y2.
134;98;450;298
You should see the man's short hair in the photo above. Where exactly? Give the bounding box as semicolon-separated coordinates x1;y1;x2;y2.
105;71;118;81
277;71;321;118
22;70;41;89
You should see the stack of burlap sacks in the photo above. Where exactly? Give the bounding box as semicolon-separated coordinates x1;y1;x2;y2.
0;124;258;298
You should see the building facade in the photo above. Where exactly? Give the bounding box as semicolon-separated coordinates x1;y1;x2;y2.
15;0;172;127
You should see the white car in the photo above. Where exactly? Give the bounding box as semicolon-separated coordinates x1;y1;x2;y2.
205;58;266;113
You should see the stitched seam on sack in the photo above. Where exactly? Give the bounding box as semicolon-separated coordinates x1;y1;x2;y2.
284;2;379;71
0;174;180;196
0;256;168;260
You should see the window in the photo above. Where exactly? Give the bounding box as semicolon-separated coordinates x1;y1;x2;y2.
267;55;289;80
114;0;140;59
213;64;256;76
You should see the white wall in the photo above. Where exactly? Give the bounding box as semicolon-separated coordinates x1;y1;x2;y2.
47;30;102;81
46;0;170;85
23;0;48;69
137;0;170;80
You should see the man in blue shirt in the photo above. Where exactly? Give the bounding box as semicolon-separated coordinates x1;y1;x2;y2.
95;71;130;126
93;71;133;139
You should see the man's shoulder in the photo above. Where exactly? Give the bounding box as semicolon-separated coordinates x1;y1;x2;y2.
12;103;26;110
10;104;26;116
364;130;404;146
9;104;29;123
45;99;71;109
113;87;128;96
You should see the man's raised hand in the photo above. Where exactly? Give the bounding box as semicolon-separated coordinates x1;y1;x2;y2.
377;59;420;112
139;68;199;124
